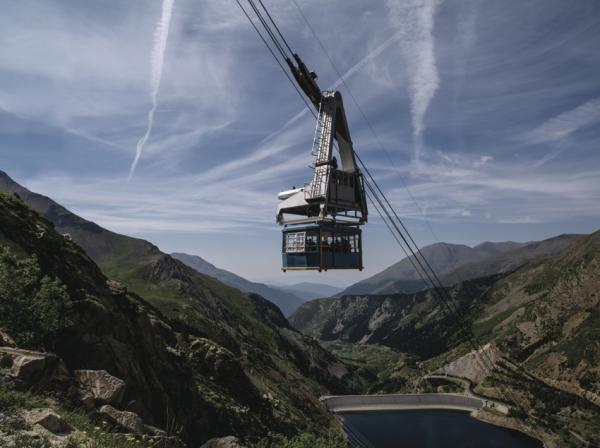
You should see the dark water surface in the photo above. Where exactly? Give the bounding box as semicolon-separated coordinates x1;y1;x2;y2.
340;410;543;448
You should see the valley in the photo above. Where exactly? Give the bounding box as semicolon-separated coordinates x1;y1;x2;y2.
1;171;599;447
291;230;600;446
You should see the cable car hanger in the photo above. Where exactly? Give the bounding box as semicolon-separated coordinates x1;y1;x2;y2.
234;0;369;271
275;50;368;271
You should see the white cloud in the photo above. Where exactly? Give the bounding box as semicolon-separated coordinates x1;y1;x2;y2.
452;0;479;101
473;155;493;167
521;98;600;145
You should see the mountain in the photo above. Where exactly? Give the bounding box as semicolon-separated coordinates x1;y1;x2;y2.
290;275;502;358
0;191;209;445
290;230;600;445
441;234;583;284
172;252;306;316
274;282;343;301
338;241;521;296
338;237;583;296
0;171;359;444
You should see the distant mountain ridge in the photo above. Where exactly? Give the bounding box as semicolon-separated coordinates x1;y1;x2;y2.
339;236;583;296
172;252;305;316
441;234;583;284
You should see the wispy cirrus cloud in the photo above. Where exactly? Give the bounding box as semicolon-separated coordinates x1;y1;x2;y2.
452;0;479;102
472;155;493;168
520;97;600;145
377;150;600;224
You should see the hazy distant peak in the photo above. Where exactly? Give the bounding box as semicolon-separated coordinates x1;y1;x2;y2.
171;252;306;316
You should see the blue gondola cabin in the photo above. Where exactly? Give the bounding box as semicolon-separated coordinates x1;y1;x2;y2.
281;223;363;271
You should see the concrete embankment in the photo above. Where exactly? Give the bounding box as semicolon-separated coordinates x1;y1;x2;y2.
321;393;483;413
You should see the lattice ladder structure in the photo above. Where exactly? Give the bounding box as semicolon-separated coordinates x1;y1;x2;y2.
306;96;335;201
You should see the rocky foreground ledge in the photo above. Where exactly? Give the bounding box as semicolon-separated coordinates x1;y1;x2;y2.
0;341;245;448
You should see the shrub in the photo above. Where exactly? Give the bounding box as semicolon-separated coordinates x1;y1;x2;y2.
0;246;70;349
0;385;48;411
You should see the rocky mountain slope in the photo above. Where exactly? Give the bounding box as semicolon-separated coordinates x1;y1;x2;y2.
0;183;357;445
339;236;582;296
291;230;600;445
440;234;582;285
291;276;503;358
171;252;305;316
0;191;214;445
338;241;522;296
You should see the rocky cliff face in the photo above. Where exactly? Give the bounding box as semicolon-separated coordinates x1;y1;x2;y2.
0;192;210;443
0;191;355;446
291;276;503;358
171;252;306;316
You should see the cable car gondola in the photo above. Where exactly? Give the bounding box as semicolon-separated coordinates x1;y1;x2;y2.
276;55;368;271
282;223;362;271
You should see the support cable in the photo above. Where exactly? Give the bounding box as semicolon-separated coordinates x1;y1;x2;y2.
286;0;508;381
233;0;317;119
246;0;288;60
256;0;296;57
240;0;494;375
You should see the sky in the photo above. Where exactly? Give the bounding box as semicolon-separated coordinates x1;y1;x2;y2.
1;0;600;287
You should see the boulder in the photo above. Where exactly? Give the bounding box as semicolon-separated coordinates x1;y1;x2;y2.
200;436;247;448
0;329;16;347
0;348;69;387
24;408;73;434
99;405;146;435
74;370;125;406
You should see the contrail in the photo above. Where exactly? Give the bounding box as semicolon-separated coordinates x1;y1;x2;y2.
386;0;443;160
331;31;403;90
199;31;403;183
129;0;175;180
453;0;478;103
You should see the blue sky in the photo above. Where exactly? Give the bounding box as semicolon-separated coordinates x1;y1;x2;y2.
1;0;599;286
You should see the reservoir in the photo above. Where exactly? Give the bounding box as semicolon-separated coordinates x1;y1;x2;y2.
339;409;543;448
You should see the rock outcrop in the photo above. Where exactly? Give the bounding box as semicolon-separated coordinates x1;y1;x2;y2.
74;369;126;406
99;405;146;435
436;343;501;383
0;347;69;388
0;328;16;347
23;408;74;435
